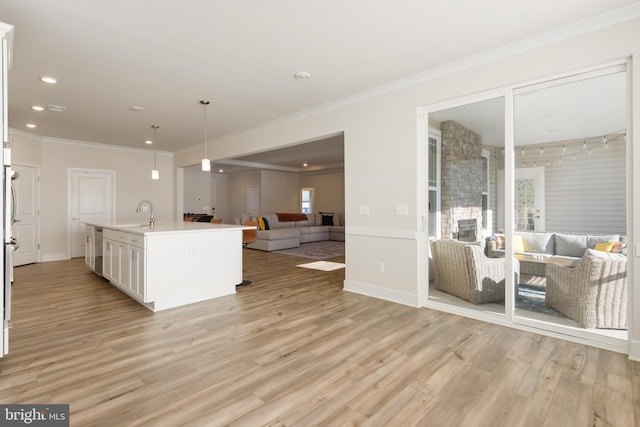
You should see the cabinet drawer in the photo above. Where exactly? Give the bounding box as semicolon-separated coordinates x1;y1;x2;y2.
103;229;128;242
127;234;145;248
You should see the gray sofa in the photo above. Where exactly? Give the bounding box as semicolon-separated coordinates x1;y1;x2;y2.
237;213;344;251
487;231;624;275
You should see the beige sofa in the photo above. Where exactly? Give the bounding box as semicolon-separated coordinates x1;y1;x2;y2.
237;213;344;251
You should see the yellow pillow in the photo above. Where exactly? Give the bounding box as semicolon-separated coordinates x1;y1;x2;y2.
513;235;524;253
594;241;615;252
257;217;265;230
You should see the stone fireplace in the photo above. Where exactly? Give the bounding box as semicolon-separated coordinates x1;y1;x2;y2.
456;219;478;242
440;120;497;242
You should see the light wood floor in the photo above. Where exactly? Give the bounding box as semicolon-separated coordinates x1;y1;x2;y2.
1;250;639;426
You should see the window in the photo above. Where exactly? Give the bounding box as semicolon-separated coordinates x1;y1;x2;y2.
481;150;490;234
301;187;314;214
428;132;441;240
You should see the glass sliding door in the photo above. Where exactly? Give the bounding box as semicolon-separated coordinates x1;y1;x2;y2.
512;66;628;341
427;131;440;241
427;97;508;315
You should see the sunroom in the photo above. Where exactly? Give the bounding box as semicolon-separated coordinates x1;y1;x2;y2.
424;63;629;351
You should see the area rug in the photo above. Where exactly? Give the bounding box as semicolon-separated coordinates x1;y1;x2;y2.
273;241;345;260
516;286;567;318
297;261;346;271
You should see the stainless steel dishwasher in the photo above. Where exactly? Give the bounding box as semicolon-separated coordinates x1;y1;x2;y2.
94;227;103;276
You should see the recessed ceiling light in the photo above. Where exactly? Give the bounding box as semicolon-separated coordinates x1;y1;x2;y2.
145;140;153;145
39;75;57;84
31;105;45;111
130;106;144;112
294;71;311;81
218;169;224;173
26;123;36;128
303;163;308;167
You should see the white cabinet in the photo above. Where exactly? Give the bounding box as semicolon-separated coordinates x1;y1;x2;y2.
127;234;146;301
85;226;95;272
103;239;113;282
102;229;146;302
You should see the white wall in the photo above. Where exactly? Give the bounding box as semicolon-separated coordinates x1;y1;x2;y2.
228;172;261;222
183;164;212;214
197;168;343;222
299;171;345;214
212;174;229;222
174;18;640;357
11;131;175;260
260;170;300;214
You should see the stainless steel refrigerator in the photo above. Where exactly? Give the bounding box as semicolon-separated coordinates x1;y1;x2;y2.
1;22;14;357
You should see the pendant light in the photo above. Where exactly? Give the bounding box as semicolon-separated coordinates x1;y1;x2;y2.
200;100;211;171
151;125;160;180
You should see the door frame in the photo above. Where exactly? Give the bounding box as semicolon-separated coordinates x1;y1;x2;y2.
419;61;630;355
11;163;40;266
67;168;116;259
247;185;259;216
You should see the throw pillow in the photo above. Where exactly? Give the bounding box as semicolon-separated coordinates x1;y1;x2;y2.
513;235;524;253
257;217;266;230
611;242;626;253
262;217;270;230
594;242;615;252
322;215;334;226
320;211;340;226
494;234;505;249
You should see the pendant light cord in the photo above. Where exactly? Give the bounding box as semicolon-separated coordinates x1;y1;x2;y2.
204;103;207;159
152;125;159;168
201;100;210;159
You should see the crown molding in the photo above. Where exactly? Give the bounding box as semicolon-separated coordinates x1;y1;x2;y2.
41;133;174;156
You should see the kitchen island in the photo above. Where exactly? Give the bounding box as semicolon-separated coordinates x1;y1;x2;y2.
84;221;252;311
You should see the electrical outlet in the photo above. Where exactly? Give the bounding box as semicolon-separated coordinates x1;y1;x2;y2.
377;262;385;273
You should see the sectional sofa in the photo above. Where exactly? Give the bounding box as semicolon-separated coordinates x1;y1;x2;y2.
236;212;344;251
486;231;625;275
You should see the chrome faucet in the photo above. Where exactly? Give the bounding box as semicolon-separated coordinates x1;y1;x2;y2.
136;200;155;229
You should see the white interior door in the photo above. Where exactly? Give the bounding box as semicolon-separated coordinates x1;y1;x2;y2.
247;185;259;216
514;167;545;232
69;169;115;258
11;164;39;266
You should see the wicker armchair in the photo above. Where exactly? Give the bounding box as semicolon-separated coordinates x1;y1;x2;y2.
430;239;518;304
546;249;627;329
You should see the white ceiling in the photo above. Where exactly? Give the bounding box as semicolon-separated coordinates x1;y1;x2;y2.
1;0;638;171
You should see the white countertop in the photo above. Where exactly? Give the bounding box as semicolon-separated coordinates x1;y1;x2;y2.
85;221;253;236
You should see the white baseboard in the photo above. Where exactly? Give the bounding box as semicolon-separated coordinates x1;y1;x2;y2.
41;253;70;262
629;339;640;361
343;279;420;307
